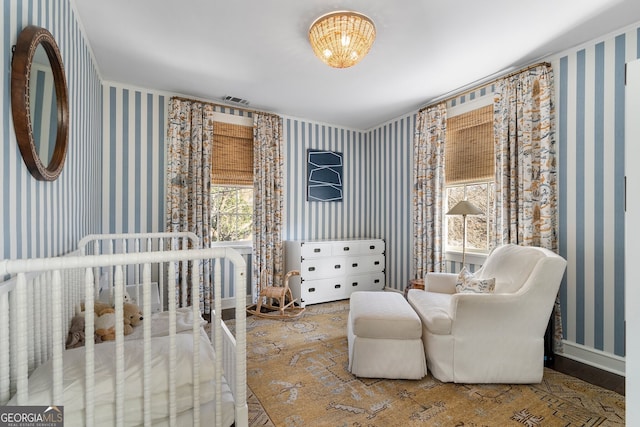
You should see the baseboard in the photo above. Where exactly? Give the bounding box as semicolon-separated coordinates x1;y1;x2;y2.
560;340;625;377
221;295;253;310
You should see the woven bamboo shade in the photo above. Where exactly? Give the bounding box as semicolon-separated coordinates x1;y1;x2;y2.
211;122;254;186
445;105;494;185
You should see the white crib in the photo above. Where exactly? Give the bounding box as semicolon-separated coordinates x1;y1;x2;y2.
0;232;248;427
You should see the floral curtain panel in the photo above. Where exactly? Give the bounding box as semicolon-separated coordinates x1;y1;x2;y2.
492;64;563;351
412;102;447;279
165;98;213;314
252;113;284;301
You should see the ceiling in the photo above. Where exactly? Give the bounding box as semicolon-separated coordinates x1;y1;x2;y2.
74;0;640;130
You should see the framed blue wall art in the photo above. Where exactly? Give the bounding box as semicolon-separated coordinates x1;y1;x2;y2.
306;149;343;202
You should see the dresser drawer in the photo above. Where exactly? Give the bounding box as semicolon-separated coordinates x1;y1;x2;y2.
300;241;333;258
300;257;346;280
331;239;385;256
345;272;385;294
300;278;349;305
345;254;385;275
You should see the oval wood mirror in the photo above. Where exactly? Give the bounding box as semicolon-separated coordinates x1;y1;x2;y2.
11;25;69;181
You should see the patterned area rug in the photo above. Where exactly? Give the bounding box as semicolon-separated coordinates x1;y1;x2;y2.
224;300;624;427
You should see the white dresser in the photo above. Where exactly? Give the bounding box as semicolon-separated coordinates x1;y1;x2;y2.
284;239;385;307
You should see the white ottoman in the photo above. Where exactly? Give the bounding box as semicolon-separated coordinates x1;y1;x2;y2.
348;291;427;379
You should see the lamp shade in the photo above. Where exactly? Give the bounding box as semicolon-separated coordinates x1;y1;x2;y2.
309;11;376;68
446;200;483;216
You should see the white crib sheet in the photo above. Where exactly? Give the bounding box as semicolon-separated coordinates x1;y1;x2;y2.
125;307;207;341
9;328;233;426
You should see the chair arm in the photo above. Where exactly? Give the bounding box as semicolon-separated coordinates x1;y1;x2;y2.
449;293;554;337
424;272;457;294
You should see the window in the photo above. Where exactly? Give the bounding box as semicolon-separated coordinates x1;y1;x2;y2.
211;186;253;242
445;182;492;253
210;119;254;242
445;104;494;254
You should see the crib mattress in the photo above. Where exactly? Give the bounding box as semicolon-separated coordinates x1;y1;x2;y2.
8;312;235;426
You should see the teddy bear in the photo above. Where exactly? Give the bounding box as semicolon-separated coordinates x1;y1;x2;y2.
95;306;134;341
65;315;104;349
76;300;114;318
123;302;144;327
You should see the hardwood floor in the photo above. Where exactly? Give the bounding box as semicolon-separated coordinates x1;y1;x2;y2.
549;354;625;395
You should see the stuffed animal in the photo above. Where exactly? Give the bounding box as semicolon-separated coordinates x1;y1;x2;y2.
123;303;144;327
65;315;104;349
95;307;134;341
76;300;114;318
65;315;86;349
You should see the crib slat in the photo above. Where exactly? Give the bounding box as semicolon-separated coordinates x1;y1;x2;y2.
29;277;37;371
39;279;47;365
45;274;52;376
181;259;188;308
234;249;248;423
15;273;28;405
0;292;10;404
143;263;152;427
134;239;140;287
167;260;177;427
52;271;63;404
92;240;100;297
84;267;96;427
192;260;201;427
214;258;223;427
114;265;125;427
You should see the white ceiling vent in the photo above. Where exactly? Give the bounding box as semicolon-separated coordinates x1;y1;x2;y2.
222;95;250;106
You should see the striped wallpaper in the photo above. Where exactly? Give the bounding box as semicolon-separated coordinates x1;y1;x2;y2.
100;86;256;235
363;116;415;291
101;84;167;235
0;0;102;262
552;25;639;361
283;121;366;240
281;116;414;292
2;0;637;371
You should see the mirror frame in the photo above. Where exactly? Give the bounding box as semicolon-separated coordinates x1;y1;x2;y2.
11;25;69;181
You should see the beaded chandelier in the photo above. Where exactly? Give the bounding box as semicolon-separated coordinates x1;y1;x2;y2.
308;11;376;68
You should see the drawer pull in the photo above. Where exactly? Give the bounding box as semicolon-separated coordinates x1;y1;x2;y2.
352;282;358;287
334;264;341;269
369;245;375;250
314;248;321;253
343;246;350;251
352;263;358;267
374;261;380;265
334;284;341;289
308;267;316;272
309;287;316;292
374;279;380;283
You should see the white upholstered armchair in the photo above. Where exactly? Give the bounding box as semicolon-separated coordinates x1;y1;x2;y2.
407;244;567;384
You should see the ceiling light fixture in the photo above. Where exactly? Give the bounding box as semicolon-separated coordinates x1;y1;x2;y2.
308;10;376;69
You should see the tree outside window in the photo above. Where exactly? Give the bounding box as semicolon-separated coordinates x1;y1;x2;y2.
211;186;253;242
445;182;492;253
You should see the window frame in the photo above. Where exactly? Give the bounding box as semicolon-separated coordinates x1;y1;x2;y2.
444;181;492;257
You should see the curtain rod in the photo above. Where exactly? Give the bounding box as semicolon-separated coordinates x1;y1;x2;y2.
419;61;551;112
170;95;276;118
